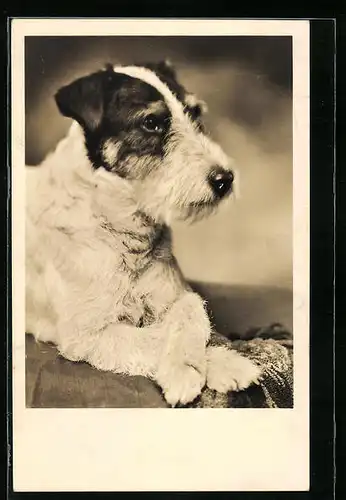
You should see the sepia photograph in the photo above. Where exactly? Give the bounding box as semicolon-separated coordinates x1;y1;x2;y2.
12;19;310;492
24;34;293;409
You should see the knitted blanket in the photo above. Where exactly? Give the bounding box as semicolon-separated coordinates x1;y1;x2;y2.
189;324;293;408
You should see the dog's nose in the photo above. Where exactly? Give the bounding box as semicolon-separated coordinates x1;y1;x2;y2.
208;167;234;198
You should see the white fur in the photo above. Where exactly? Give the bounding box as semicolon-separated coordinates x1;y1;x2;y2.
26;66;258;406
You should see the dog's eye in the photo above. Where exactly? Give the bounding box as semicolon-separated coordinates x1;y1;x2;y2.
142;114;165;134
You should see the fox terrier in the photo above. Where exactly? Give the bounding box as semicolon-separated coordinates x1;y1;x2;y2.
25;60;261;406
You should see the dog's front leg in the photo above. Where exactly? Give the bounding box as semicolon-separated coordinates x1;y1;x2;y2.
56;292;210;407
154;294;261;405
154;291;211;406
206;332;262;393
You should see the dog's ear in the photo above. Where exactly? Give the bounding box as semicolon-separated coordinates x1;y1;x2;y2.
142;59;177;80
55;71;106;131
185;93;209;118
155;59;177;79
185;93;208;116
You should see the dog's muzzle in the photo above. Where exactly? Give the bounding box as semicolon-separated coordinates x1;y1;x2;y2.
208;167;234;198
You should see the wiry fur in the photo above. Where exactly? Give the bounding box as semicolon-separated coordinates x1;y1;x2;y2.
26;62;260;406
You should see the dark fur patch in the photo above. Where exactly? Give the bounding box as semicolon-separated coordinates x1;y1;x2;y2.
56;67;173;178
55;62;206;177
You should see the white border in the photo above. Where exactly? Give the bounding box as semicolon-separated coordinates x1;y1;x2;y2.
11;19;310;492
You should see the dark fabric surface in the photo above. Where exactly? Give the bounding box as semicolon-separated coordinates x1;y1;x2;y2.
26;336;168;408
25;283;293;408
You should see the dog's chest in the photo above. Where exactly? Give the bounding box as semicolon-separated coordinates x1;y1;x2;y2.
98;221;176;326
99;218;172;271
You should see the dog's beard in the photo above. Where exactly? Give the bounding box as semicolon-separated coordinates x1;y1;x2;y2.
180;199;219;223
160;196;227;225
136;186;232;225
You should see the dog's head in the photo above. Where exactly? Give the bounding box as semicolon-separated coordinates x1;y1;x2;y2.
55;60;234;223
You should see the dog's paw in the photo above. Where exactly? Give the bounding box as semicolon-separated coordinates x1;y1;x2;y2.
156;362;206;407
206;346;261;393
